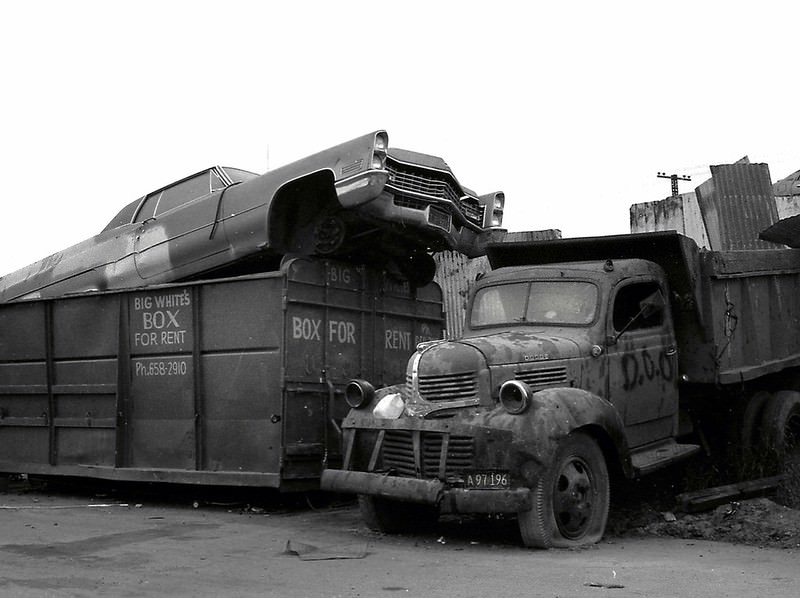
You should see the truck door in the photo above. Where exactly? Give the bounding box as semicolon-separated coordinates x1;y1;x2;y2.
605;279;679;448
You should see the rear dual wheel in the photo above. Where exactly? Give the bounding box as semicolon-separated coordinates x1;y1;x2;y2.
518;433;610;548
761;390;800;461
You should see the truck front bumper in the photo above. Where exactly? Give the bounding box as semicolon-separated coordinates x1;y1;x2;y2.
321;469;533;514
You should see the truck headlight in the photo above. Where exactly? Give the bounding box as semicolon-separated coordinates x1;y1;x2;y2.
373;393;405;419
345;379;375;409
499;380;532;414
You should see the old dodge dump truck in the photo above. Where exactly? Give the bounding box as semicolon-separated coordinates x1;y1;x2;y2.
321;231;800;547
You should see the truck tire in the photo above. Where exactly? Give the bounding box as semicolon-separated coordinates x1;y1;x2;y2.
358;495;438;534
761;390;800;463
741;390;771;460
518;432;609;549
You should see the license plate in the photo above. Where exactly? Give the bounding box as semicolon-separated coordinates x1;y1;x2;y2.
463;470;510;490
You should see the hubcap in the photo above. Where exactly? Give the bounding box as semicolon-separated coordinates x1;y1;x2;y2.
553;457;595;539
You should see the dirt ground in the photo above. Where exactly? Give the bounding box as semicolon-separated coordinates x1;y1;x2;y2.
1;476;799;597
605;466;800;550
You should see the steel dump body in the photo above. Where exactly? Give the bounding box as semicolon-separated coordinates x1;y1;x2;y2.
0;258;442;490
486;231;800;385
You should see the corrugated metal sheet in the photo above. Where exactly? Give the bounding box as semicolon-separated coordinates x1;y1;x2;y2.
434;230;562;339
695;161;778;250
629;192;710;248
434;252;489;339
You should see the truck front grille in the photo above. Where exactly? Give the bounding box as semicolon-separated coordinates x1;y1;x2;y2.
386;160;482;227
515;366;568;388
382;430;474;478
408;372;477;401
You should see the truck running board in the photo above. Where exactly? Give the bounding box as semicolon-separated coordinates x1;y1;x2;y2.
630;440;701;476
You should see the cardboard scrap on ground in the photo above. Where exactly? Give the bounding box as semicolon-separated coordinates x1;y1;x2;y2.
284;539;368;561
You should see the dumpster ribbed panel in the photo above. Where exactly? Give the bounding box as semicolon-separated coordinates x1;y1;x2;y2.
696;162;778;250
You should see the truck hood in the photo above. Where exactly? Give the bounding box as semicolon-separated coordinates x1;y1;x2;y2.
450;330;587;366
406;331;588;415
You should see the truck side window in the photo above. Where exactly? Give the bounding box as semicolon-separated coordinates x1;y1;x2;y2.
612;281;663;332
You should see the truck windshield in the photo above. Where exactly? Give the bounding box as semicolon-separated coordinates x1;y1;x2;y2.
470;281;598;327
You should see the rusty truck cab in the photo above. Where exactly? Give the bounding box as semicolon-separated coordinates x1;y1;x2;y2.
322;246;697;547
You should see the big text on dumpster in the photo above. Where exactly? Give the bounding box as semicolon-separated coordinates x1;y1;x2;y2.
133;292;190;347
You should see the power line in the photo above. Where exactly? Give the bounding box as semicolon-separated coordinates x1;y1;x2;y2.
657;172;691;196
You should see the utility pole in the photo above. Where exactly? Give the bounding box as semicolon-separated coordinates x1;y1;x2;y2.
657;172;691;197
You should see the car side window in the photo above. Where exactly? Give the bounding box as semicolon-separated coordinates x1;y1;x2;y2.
612;281;664;332
136;193;157;222
155;173;211;216
134;169;227;223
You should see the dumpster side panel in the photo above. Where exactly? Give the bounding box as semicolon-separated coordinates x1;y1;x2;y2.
0;301;50;464
51;295;119;466
280;259;444;483
282;260;374;481
127;288;196;468
0;259;443;488
377;277;443;384
199;278;282;474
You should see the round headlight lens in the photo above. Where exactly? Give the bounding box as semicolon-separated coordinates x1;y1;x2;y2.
371;154;385;170
499;380;532;415
345;379;374;409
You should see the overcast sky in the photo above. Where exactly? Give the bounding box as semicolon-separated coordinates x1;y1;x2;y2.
1;1;798;275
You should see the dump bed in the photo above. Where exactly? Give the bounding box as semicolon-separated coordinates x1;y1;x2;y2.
0;258;442;489
487;231;800;385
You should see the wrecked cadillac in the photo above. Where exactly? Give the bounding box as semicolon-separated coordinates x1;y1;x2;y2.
0;130;503;302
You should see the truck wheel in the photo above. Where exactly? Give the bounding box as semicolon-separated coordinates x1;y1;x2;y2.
358;495;438;534
518;433;609;549
761;390;800;464
741;390;771;459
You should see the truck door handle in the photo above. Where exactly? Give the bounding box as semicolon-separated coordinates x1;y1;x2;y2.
666;346;677;356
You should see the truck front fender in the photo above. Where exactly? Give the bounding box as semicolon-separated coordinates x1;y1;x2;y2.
512;387;632;481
